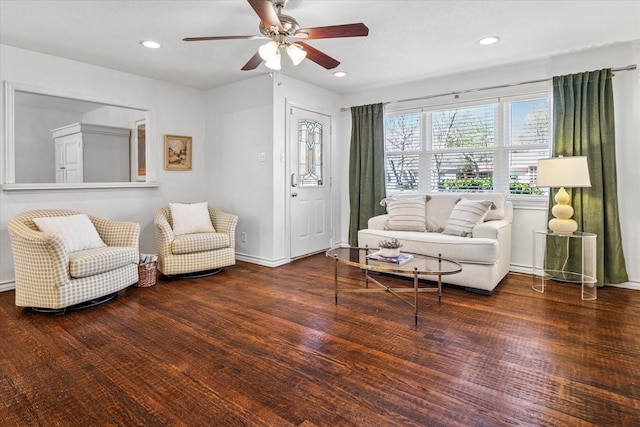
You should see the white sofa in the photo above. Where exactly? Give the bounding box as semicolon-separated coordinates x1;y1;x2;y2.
357;193;513;294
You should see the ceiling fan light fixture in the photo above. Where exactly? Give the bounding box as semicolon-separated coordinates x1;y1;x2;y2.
286;43;307;66
333;71;347;78
258;40;279;60
265;51;282;70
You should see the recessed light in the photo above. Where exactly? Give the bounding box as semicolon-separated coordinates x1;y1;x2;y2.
479;36;500;46
141;40;161;49
333;71;347;78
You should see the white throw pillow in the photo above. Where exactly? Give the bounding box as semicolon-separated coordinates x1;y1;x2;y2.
381;195;426;231
169;202;216;236
33;214;106;253
442;198;494;237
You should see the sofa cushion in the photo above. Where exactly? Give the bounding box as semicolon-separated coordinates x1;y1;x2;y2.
33;214;106;253
443;198;494;237
171;232;230;255
425;193;507;231
381;195;426;231
169;202;216;236
69;246;138;279
357;228;499;264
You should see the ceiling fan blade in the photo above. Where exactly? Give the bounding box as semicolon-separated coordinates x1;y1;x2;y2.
241;52;263;71
247;0;283;31
295;23;369;40
183;35;261;41
297;42;340;69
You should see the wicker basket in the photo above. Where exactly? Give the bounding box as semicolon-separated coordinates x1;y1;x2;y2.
136;261;157;287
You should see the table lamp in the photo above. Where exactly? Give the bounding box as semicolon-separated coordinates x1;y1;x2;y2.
536;156;591;234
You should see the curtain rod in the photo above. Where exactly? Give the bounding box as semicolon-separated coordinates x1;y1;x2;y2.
340;64;637;111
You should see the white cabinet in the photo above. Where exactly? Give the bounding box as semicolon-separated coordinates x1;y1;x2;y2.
51;123;131;183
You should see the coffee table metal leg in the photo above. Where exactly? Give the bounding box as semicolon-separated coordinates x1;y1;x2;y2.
414;268;419;325
438;253;443;303
334;256;338;305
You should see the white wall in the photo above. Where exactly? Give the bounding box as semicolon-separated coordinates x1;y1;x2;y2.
0;45;207;286
14;105;80;183
204;75;276;265
82;105;144;128
339;42;640;287
204;73;341;266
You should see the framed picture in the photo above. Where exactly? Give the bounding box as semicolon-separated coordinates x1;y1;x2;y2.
164;134;192;171
133;120;146;181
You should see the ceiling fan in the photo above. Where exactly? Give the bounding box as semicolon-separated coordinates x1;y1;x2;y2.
183;0;369;71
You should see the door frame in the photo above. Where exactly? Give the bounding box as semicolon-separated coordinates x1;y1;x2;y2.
285;100;335;261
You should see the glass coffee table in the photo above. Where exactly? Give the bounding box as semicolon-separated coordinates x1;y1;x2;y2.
326;247;462;325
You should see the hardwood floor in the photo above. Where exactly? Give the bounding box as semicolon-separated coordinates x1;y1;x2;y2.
1;253;639;426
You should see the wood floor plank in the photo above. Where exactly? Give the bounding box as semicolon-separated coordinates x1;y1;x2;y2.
1;254;639;426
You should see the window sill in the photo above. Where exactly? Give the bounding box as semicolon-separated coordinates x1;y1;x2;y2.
507;194;548;210
2;182;161;192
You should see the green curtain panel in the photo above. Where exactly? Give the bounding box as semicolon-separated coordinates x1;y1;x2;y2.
348;103;386;247
552;69;628;285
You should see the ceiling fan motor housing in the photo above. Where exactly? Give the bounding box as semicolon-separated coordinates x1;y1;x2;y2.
259;14;300;38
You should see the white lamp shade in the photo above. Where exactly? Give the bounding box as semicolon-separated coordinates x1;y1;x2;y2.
265;51;282;70
536;156;591;188
258;41;279;61
286;43;307;66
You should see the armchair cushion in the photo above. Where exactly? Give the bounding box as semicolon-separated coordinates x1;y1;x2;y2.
169;202;215;236
69;246;139;279
171;233;230;255
32;214;106;252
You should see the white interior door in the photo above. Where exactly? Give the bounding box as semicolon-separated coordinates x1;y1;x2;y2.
54;134;82;183
289;107;332;259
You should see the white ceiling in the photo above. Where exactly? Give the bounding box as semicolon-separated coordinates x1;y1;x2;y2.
1;0;639;94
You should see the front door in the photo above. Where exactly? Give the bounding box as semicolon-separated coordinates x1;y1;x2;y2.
289;107;332;259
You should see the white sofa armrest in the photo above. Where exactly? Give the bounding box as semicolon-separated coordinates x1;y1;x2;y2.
367;214;389;230
472;219;510;239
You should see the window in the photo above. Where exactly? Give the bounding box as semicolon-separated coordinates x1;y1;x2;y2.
298;119;324;186
384;90;550;195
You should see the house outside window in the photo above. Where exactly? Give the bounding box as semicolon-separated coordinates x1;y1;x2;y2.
384;88;550;196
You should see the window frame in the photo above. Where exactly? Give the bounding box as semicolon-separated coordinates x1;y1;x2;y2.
383;84;552;205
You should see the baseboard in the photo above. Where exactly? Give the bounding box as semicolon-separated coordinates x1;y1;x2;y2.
508;264;640;290
608;281;640;290
509;263;533;275
0;282;15;292
235;253;289;268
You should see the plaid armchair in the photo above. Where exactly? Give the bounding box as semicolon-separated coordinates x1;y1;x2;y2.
154;206;238;276
8;209;140;310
